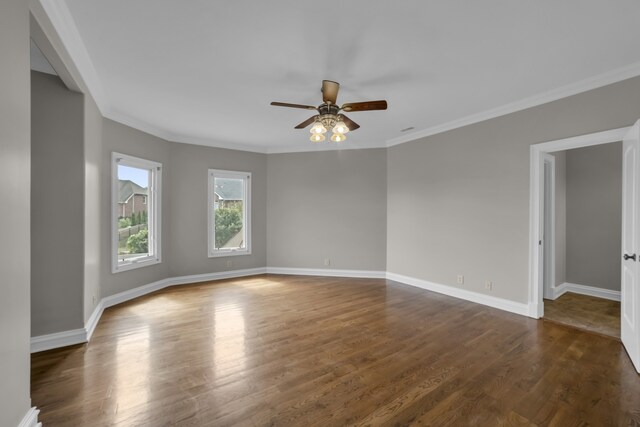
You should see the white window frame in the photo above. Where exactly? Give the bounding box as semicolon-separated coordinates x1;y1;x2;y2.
208;169;251;258
112;152;162;273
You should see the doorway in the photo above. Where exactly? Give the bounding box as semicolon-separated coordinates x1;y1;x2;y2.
529;124;640;373
541;145;622;338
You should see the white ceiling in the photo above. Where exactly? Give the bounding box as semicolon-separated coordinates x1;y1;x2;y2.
51;0;640;153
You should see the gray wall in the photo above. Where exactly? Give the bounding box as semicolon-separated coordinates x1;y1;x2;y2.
84;95;102;321
554;151;567;286
387;76;640;303
566;143;622;291
31;71;85;335
168;143;267;276
99;122;270;295
267;149;387;271
100;119;171;297
0;0;32;424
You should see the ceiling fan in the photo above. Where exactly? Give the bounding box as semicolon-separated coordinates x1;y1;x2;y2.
271;80;388;143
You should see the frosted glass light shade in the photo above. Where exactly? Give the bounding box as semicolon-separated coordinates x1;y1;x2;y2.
330;132;346;142
332;121;349;134
310;122;327;134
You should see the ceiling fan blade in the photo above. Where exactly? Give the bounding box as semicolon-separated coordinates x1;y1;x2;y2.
294;115;318;129
341;100;388;112
271;102;317;110
322;80;340;104
340;115;360;131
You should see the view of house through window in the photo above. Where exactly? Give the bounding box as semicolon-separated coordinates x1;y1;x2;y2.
118;165;150;259
208;170;251;256
112;153;161;272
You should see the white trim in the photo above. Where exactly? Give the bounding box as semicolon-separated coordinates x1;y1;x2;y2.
551;282;568;300
17;407;41;427
387;62;640;147
542;154;556;300
32;268;267;353
266;141;387;154
35;0;107;112
84;297;105;341
89;60;640;154
529;126;630;318
208;169;252;258
266;267;387;279
111;152;162;273
386;272;531;317
30;328;86;353
30;266;623;353
553;282;621;302
167;268;267;285
532;127;630;153
29;10;82;94
105;110;271;154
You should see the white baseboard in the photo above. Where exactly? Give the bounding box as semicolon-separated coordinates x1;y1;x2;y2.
32;267;535;352
386;272;531;317
168;267;268;286
554;282;621;302
18;407;41;427
30;328;87;353
266;267;386;279
552;283;568;300
85;298;105;342
31;267;267;353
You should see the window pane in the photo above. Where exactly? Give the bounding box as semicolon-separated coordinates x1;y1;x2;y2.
117;164;151;262
213;177;245;249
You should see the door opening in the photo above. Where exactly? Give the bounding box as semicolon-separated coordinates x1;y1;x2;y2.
529;124;639;373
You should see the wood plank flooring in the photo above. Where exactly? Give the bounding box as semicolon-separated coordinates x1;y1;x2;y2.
544;292;621;339
32;275;640;426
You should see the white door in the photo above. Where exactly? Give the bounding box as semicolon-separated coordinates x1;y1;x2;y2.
622;120;640;373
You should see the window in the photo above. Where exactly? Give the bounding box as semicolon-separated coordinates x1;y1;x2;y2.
208;169;251;257
112;152;162;272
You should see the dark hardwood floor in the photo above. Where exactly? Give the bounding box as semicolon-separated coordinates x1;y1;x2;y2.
544;292;621;339
32;275;640;426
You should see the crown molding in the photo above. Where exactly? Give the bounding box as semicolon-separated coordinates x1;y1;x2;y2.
34;1;640;154
106;110;390;154
104;110;270;154
386;61;640;147
265;140;388;154
35;0;108;113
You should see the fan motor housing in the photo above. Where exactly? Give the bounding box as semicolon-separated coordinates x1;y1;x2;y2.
317;103;341;129
318;103;340;116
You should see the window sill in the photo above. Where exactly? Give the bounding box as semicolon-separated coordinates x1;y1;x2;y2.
113;256;161;273
208;249;251;258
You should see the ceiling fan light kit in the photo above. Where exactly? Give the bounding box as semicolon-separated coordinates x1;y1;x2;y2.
333;120;349;134
330;132;346;142
272;80;387;145
310;120;327;135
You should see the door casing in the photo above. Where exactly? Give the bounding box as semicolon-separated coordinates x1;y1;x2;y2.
528;126;630;318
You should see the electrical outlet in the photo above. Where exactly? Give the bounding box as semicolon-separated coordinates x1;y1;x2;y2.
324;258;331;266
226;260;233;268
92;295;97;305
485;281;492;291
457;275;464;284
